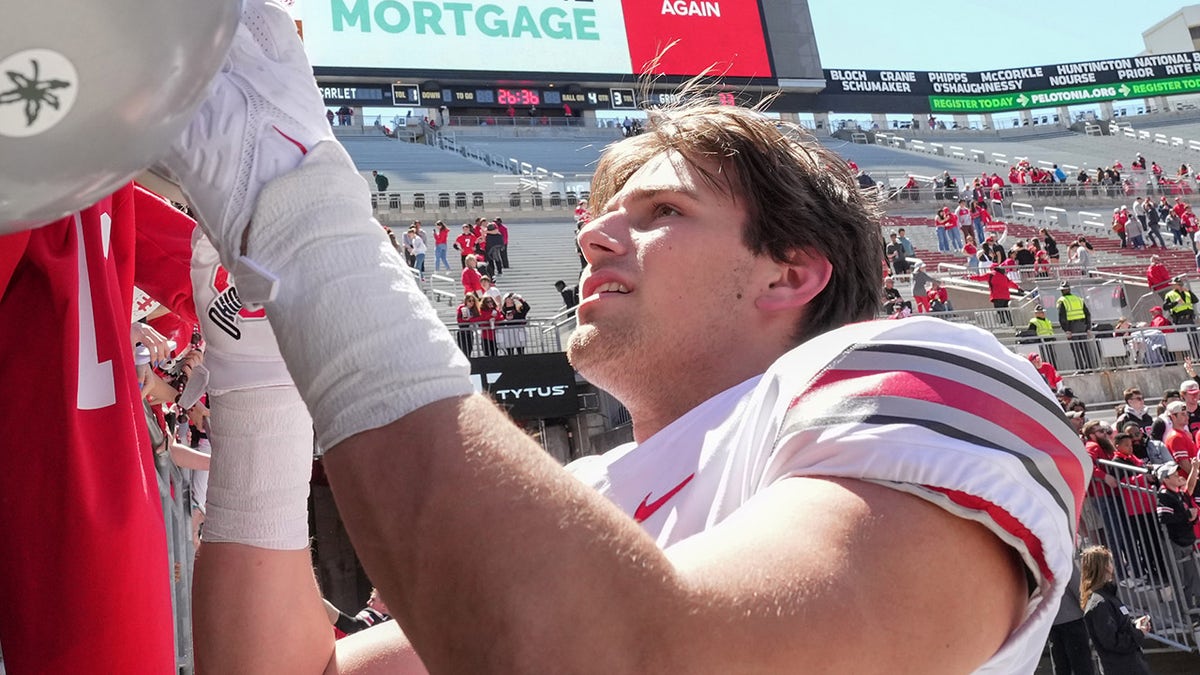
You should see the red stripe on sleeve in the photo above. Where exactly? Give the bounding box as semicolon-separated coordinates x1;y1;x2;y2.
794;368;1086;516
924;485;1054;584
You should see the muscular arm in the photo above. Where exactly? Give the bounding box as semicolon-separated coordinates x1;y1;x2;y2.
321;395;1026;673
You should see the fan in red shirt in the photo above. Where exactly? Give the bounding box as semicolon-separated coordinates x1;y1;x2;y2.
1150;306;1173;330
1164;401;1199;473
1147;256;1173;294
1026;353;1061;392
461;255;484;296
968;262;1022;324
454;224;476;268
0;184;204;673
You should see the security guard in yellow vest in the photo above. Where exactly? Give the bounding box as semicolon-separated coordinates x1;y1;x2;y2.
1027;306;1055;337
1164;276;1198;325
1164;275;1200;358
1026;305;1058;368
1056;282;1094;371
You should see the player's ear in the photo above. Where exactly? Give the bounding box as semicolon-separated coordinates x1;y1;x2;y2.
756;247;832;312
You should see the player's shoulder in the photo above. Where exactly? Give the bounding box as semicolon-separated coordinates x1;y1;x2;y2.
770;316;1037;388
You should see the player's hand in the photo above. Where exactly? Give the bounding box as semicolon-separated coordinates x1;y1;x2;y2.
132;322;173;364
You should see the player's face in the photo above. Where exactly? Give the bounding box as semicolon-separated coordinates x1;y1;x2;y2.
568;150;769;399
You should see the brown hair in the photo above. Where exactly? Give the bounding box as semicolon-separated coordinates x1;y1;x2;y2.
588;96;884;344
1079;545;1112;609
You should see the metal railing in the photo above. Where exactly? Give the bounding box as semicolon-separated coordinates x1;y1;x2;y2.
155;449;197;674
446;319;564;358
1001;323;1200;376
371;188;580;220
1084;460;1200;652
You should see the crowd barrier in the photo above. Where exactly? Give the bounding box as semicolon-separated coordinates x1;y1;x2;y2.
1085;460;1200;651
445;319;566;358
371;188;581;220
155;448;197;673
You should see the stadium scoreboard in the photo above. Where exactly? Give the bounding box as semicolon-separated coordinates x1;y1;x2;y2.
289;0;775;79
328;82;752;111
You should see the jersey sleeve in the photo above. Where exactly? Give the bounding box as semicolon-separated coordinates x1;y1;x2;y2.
752;318;1088;671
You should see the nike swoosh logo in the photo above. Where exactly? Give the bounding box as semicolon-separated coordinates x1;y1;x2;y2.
272;125;308;155
633;473;695;523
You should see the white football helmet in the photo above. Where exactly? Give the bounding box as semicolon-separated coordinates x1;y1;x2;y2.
0;0;242;233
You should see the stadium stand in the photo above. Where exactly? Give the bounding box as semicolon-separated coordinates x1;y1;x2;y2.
340;136;498;192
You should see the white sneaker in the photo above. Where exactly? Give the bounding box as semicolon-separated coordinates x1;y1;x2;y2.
162;0;334;260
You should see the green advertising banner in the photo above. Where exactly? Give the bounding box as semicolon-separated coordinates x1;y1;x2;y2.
929;74;1200;113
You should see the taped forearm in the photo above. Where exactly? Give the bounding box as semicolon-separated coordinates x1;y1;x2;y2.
242;142;472;449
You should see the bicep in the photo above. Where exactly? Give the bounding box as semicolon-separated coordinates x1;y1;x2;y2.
663;477;1027;673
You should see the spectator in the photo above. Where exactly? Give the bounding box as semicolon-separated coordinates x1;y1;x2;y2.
962;235;980;273
336;105;352;126
933;208;953;252
1111;208;1128;248
325;108;335;126
401;226;417;268
927;279;951;312
494;218;510;270
895;228;915;257
454;224;475;268
1124;206;1145;249
371;170;388;193
498;293;530;355
886;232;911;274
1013;241;1036;269
1154;461;1200;612
982;234;1005;265
432;221;451;273
1152;389;1183;442
1040;228;1060;263
479;275;502;305
949;200;968;250
574;199;590;222
455;295;480;356
1046;561;1095;675
1122;422;1170;465
1026;352;1061;392
1080;546;1152;675
1075;238;1094;273
1057;282;1094;371
1163;401;1197;473
410;228;426;277
969;262;1022;325
1147;255;1172;296
881;277;908;316
1145;200;1167;249
474;296;502;356
484;222;506;277
461;255;484;297
1115;388;1154;436
1149;306;1172;331
554;279;579;310
910;263;932;313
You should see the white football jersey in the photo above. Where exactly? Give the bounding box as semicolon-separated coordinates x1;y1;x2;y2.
568;316;1087;674
190;230;293;394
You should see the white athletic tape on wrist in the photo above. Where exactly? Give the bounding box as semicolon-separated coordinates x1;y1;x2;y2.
204;387;313;550
239;140;472;450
